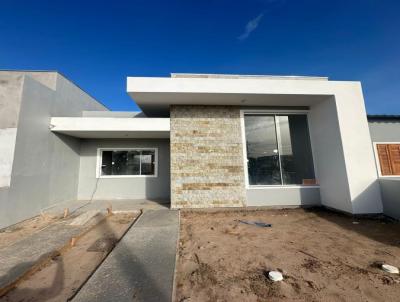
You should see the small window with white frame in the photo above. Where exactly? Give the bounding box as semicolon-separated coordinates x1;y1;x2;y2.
97;148;158;178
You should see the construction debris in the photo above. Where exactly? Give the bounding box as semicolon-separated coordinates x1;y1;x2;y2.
382;264;399;274
237;220;272;228
64;208;69;218
107;205;113;216
268;271;284;282
69;210;101;226
71;237;77;247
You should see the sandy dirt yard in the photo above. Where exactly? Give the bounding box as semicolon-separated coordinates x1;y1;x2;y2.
175;208;400;302
1;212;140;302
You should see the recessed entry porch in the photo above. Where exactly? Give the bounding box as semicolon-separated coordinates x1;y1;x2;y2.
50;116;171;206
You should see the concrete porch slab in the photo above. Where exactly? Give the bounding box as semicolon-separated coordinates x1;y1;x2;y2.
42;199;170;218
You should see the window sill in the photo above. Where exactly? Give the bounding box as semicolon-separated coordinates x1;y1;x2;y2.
246;185;320;189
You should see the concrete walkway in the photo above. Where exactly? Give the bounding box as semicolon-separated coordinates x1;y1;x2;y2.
72;210;179;302
0;199;164;293
0;216;101;293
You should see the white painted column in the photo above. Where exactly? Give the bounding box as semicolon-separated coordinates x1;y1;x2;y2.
308;98;353;213
334;82;383;214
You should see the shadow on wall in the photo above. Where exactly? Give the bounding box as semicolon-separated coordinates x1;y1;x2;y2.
300;187;321;206
48;132;81;208
144;150;171;204
350;179;383;215
53;133;80;156
379;178;400;220
3;132;81;229
145;143;170;206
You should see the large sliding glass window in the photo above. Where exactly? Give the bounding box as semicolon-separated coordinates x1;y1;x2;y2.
244;115;282;185
244;113;316;186
99;149;157;177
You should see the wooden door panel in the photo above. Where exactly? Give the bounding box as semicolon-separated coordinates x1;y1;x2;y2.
388;144;400;175
377;144;392;175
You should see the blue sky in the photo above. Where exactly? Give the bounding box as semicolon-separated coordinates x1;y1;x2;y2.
0;0;399;114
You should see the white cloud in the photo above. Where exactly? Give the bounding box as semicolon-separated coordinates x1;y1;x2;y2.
238;13;264;41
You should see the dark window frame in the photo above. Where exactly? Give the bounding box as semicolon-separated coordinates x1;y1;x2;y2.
242;111;318;187
97;148;158;178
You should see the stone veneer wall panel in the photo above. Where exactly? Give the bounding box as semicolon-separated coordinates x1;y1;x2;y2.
170;105;246;208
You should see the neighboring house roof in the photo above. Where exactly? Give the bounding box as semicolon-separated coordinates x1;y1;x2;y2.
368;115;400;122
0;69;110;110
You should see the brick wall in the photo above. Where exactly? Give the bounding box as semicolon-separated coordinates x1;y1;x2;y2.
170;105;246;208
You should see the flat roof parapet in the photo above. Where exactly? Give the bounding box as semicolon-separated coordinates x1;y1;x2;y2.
170;73;329;81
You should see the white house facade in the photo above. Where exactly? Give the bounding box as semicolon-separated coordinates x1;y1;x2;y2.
1;71;399;228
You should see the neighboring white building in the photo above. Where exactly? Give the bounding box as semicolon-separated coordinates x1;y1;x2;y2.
1;71;399;228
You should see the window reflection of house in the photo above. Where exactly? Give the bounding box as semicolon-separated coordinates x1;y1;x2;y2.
244;113;315;186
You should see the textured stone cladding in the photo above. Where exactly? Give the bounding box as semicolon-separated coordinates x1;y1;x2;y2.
170;105;246;208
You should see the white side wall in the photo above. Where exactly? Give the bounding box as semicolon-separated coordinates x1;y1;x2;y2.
308;90;382;214
334;83;382;214
308;98;352;212
1;73;108;229
379;178;400;220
